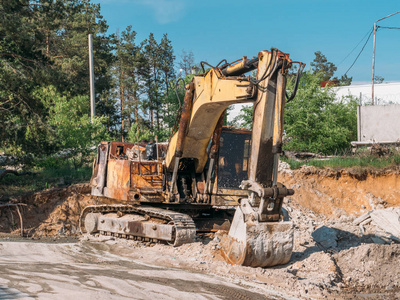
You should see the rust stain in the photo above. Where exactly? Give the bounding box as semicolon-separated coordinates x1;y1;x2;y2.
105;159;131;200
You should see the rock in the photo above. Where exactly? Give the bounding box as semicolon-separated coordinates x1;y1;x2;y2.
105;240;117;245
370;208;400;238
375;231;400;243
312;226;337;249
339;215;353;223
278;161;292;174
337;283;345;288
98;236;115;242
359;218;373;235
353;212;372;225
278;161;291;170
213;236;220;243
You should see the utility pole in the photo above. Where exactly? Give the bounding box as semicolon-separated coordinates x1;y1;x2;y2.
371;22;377;105
89;34;95;122
371;11;400;105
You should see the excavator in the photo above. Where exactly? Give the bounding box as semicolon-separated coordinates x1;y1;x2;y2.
81;49;305;267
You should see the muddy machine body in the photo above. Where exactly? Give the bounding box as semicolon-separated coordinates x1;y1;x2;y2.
82;49;304;267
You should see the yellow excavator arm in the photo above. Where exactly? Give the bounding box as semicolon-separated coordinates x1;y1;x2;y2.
166;49;303;199
166;49;305;267
165;67;254;173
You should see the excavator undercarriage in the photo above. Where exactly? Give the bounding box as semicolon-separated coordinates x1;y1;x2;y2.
82;49;304;267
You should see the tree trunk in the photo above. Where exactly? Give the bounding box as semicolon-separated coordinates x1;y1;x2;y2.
150;102;153;129
133;83;139;125
46;30;50;57
156;110;160;132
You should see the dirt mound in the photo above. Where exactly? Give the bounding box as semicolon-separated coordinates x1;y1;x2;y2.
335;244;400;293
0;184;117;237
279;164;400;218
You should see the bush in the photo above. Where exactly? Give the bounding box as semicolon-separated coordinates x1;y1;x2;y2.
230;72;358;155
284;72;358;155
36;86;109;168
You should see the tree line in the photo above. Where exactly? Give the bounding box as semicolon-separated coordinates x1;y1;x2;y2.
1;0;361;165
0;0;196;162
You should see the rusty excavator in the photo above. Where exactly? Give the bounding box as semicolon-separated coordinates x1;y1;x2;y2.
80;49;305;267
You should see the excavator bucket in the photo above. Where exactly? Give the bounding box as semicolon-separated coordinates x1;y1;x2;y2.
220;205;294;267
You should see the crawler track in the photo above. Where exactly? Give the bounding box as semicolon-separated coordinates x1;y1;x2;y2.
79;205;196;246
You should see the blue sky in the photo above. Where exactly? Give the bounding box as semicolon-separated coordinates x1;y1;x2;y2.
93;0;400;83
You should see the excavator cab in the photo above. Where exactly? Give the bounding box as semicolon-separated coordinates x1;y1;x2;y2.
216;129;251;190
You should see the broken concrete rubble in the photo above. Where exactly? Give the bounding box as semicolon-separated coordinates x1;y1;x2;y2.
353;207;400;244
312;225;338;249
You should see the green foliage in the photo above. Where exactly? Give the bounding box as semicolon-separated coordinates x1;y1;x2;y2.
334;74;352;86
310;51;337;81
1;1;184;159
374;75;384;84
285;71;358;154
231;105;253;129
0;165;92;198
37;86;109;168
35;155;71;169
281;149;400;170
178;49;196;77
113;28;177;142
127;123;171;143
231;72;358;155
127;123;152;143
39;86;109;147
0;0;115;156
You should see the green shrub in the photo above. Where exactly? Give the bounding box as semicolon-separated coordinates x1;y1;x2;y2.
284;72;358;155
35;86;109;168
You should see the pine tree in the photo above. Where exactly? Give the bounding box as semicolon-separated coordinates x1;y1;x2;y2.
143;33;162;130
178;49;195;77
159;34;175;96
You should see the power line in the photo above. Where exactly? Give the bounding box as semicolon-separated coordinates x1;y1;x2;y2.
344;29;373;76
338;27;373;67
339;25;400;72
378;26;400;30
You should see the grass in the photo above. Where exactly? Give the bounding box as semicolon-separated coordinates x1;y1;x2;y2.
0;166;92;199
281;151;400;170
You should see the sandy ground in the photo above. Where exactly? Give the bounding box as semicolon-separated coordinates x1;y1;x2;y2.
1;234;399;300
82;203;400;300
0;239;275;300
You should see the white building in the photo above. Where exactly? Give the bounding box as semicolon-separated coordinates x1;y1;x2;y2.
335;82;400;105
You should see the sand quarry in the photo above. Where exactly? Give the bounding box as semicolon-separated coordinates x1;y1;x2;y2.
0;163;400;299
